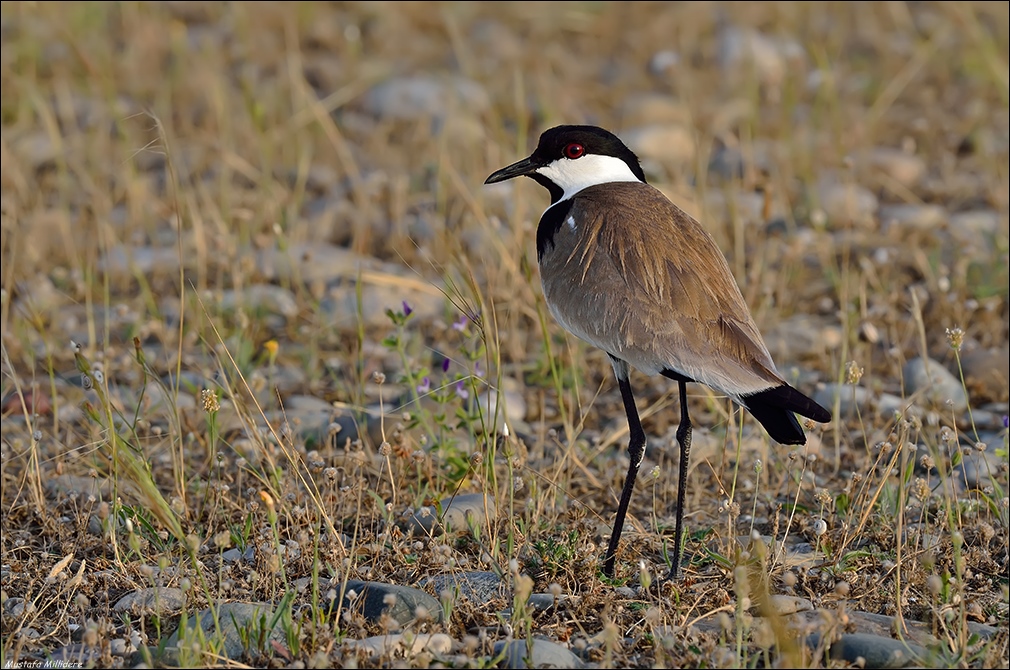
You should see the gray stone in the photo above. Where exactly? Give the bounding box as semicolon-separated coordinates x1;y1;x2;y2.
221;547;256;564
620;124;696;167
320;279;444;329
42;644;103;665
218;284;298;318
11;132;61;170
98;245;184;280
718;26;803;92
407;492;496;536
114;587;186;615
954;445;1005;489
475;379;527;432
861;148;926;188
959;348;1009;402
949;209;1003;242
813;383;910;418
256;243;385;285
618;94;691;127
164;601;284;662
493;638;585;669
816;179;878;226
763;314;844;361
46;474;112;500
753;594;813;616
421;571;505;606
902;357;969;411
341;580;441;626
363;75;489;121
879;204;946;230
808;632;928;668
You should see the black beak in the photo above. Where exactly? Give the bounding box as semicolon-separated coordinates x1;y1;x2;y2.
485;156;537;184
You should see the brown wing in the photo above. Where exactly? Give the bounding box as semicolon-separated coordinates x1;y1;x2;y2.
540;182;784;396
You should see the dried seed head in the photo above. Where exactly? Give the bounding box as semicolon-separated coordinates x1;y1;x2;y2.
201;389;220;413
379;441;391;456
945;326;964;352
372;371;386;385
470;451;483;467
845;360;864;385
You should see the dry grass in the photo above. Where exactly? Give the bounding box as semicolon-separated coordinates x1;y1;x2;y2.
1;2;1008;668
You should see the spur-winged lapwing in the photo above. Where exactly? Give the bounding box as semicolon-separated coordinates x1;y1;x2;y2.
485;125;831;579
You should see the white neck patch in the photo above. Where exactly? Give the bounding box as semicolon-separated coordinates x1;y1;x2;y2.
535;154;643;202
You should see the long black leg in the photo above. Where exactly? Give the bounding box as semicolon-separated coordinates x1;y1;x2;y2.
603;369;647;578
667;379;693;580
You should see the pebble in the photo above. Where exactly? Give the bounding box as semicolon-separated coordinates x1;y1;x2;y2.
813;383;910;418
256;243;385;286
475;380;527;432
816;179;879;226
40;644;103;665
341;580;442;626
753;594;813;616
902;357;969;412
618;93;691;127
407;492;496;536
620;124;696;168
46;474;112;500
362;75;490;121
493;638;585;669
860;147;926;188
319;278;444;329
763;314;844;361
217;284;298;318
948;209;1003;243
954;445;1006;490
10;131;60;171
421;570;505;606
221;547;256;563
97;245;184;281
344;632;454;657
959;347;1009;403
163;602;284;662
113;587;186;615
718;26;803;93
879;203;946;231
807;631;927;668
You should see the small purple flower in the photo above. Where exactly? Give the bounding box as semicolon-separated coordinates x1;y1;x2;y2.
452;315;467;332
417;377;430;394
441;357;451;373
402;301;413;316
473;361;482;377
1004;415;1009;429
455;380;469;400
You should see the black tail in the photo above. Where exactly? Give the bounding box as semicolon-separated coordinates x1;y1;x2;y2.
743;384;831;446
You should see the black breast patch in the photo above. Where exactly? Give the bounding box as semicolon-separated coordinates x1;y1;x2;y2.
536;199;574;262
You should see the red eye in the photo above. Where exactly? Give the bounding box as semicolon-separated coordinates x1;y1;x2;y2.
563;143;585;159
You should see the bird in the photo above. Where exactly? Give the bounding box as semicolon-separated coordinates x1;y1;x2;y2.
484;125;831;580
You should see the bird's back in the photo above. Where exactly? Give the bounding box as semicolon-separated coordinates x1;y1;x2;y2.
539;181;784;398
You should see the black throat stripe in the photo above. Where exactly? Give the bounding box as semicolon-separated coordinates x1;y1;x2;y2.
536;198;574;262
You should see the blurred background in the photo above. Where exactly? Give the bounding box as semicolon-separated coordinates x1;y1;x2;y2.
0;3;1008;665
